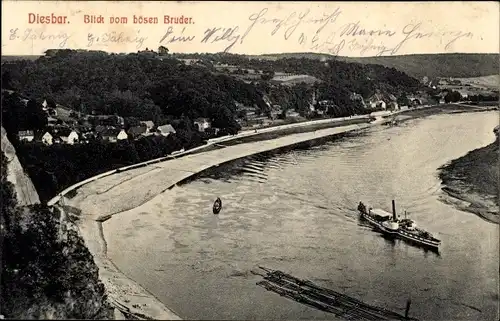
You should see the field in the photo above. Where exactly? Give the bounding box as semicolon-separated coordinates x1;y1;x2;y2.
453;75;499;90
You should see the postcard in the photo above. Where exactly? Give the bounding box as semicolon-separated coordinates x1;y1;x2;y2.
1;1;498;321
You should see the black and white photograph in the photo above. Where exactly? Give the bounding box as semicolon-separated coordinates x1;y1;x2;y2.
1;1;499;320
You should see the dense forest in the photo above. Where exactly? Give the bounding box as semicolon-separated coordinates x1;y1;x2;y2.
243;52;500;79
174;52;422;99
0;151;113;319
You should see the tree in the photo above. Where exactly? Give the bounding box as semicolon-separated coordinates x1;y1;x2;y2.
444;90;462;103
397;93;410;106
26;99;48;130
158;46;169;55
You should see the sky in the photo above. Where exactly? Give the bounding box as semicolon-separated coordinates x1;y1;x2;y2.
2;1;499;57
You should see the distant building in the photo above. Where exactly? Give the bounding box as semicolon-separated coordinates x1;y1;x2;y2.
18;130;35;142
89;115;125;128
140;120;155;132
61;130;79;145
156;124;176;137
117;129;128;141
270;108;281;120
41;132;53;146
127;125;148;139
100;128;127;143
193;118;211;132
387;102;399;111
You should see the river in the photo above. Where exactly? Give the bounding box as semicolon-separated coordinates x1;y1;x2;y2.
104;112;499;320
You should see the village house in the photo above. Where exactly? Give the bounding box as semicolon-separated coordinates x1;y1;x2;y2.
193;118;211;132
117;129;128;140
140;120;155;133
410;99;421;106
366;92;387;109
457;90;468;100
18;130;35;142
156;124;176;137
88;115;125;128
60;129;79;145
318;100;335;114
41;132;53;146
270;106;282;120
100;128;128;143
438;93;447;104
127;125;148;139
387;101;399;111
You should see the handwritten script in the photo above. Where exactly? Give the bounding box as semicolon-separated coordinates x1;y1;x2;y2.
8;28;72;48
87;31;147;49
158;7;475;56
3;6;476;56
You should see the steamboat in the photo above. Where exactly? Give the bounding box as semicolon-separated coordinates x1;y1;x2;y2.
357;200;441;249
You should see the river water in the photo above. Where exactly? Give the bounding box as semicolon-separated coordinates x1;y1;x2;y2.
104;112;499;320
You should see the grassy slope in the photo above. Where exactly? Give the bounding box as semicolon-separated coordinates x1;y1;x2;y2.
454;75;500;89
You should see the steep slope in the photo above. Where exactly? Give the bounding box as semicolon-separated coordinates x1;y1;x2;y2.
1;126;40;205
1;126;115;320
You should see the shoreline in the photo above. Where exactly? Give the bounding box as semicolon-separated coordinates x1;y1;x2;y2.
438;135;499;224
50;106;495;320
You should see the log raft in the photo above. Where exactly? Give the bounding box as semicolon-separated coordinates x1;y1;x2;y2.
252;266;417;321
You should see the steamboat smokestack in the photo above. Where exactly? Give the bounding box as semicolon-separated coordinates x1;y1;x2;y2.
392;199;397;221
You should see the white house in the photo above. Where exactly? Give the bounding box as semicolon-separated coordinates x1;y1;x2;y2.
41;132;53;145
18;130;34;142
117;129;128;141
193;118;211;132
157;124;176;137
370;101;386;109
140;120;155;133
60;130;79;145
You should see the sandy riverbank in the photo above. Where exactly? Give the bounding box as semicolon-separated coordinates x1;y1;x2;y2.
397;105;499;223
439;135;499;224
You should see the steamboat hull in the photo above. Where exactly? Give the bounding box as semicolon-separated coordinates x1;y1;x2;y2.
360;212;440;249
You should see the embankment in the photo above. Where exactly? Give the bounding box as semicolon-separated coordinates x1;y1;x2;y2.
439;133;499;224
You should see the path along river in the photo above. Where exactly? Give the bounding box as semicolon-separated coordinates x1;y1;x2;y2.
103;112;498;320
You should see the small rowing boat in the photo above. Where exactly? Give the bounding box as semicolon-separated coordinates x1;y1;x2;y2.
213;197;222;214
